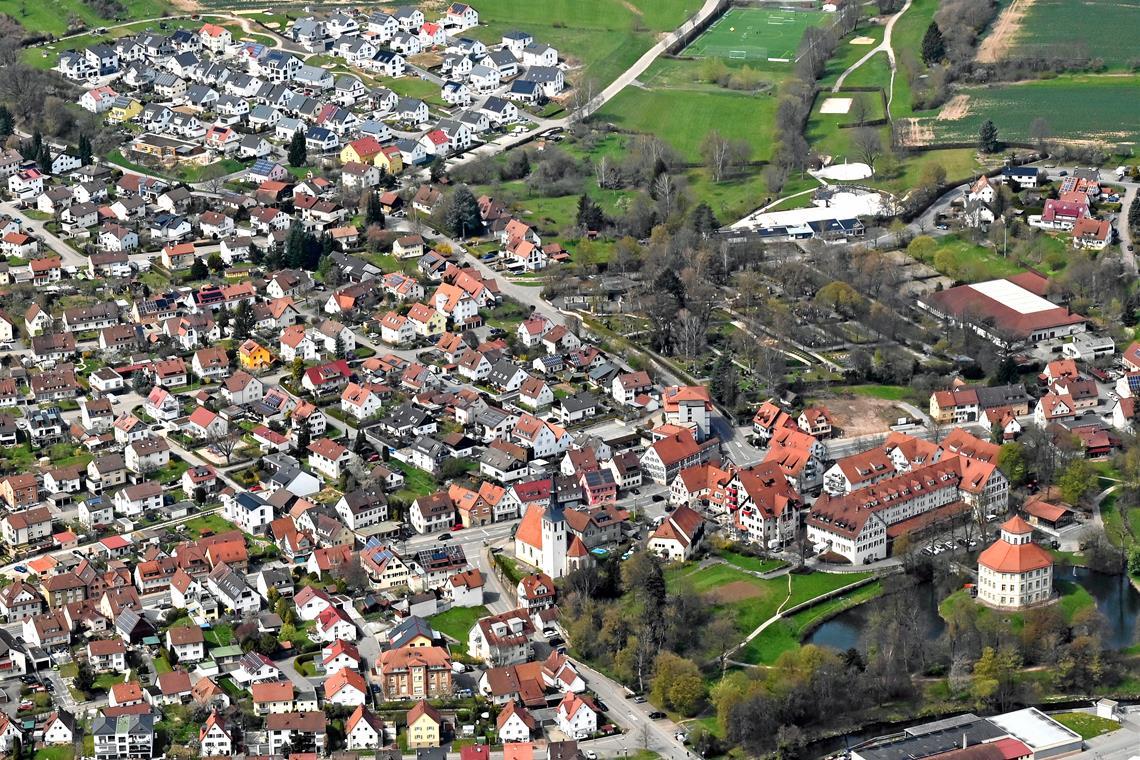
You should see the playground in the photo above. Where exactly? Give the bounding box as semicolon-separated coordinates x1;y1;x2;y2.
684;7;830;62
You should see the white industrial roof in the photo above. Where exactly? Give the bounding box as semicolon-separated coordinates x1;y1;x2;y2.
988;707;1082;750
969;280;1056;315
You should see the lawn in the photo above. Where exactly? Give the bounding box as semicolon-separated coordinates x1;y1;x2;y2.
1049;712;1120;740
391;460;438;501
913;75;1140;146
430;605;490;643
835;384;915;401
715;548;786;574
885;0;938;119
33;747;74;760
106;150;245;185
907;233;1025;283
666;564;872;652
596;82;778;162
204;622;235;647
92;672;124;692
183;513;238;539
4;0;170;36
738;580;882;664
1007;0;1139;69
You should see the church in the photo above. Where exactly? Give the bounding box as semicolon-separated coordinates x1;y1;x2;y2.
514;502;592;579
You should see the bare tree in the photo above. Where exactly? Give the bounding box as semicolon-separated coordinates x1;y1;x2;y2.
853;128;883;168
210;431;240;465
851;95;870;127
701;131;732;182
570;77;599;121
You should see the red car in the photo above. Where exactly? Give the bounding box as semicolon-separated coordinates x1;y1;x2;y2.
451;524;464;531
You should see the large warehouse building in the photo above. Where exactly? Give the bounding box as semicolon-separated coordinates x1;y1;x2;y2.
917;272;1086;349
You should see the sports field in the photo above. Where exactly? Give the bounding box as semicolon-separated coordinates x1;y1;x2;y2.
685;7;831;62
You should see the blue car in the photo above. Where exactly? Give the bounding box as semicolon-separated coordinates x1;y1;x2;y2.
12;565;27;574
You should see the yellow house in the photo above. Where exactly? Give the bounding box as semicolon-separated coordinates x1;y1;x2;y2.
406;700;441;748
109;97;143;123
339;136;384;165
407;303;446;337
239;339;273;371
375;145;404;175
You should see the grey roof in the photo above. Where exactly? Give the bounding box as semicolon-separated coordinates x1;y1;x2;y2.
93;712;154;737
388;615;436;648
521;66;561;83
854;716;1006;760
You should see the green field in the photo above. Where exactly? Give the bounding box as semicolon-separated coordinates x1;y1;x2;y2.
913;75;1140;146
1;0;170;36
907;233;1026;282
666;564;872;657
468;0;699;88
685;7;831;62
596;82;777;161
1008;0;1140;69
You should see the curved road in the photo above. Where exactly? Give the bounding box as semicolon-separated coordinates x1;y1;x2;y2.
832;0;913;100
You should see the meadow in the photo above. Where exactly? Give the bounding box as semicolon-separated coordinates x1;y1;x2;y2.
916;75;1140;146
595;80;778;162
684;7;831;63
1;0;169;36
1007;0;1140;69
466;0;699;88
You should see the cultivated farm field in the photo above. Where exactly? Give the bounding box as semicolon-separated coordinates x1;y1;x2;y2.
909;75;1140;147
1006;0;1140;69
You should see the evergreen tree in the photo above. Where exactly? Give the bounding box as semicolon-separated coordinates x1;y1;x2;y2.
689;202;719;237
654;268;686;308
37;145;52;174
189;257;209;280
978;120;1000;153
992;355;1019;385
284;222;307;269
364;191;385;226
232;301;255;339
445;185;482;238
921;22;945;65
576;194;605;231
709;351;738;407
287;130;307;167
295;419;311;455
0;106;12;139
216;307;231;333
77;134;92;166
29;130;42;159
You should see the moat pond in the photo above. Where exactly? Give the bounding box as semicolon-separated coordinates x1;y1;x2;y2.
804;567;1140;652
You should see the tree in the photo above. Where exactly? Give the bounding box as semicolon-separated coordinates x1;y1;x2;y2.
75;660;95;693
689;202;719;237
650;652;706;716
1029;117;1052;152
290;357;305;384
850;95;870;127
188;257;209;281
77;133;92;165
210;431;239;464
576;193;605;232
992;355;1019;385
996;442;1027;487
1059;458;1098;505
815;281;865;316
364;191;385;226
921;22;945;65
978;120;999;153
232;301;254;340
288;130;307;167
0;106;12;140
206;252;225;273
852;128;883;168
971;646;1022;711
444;185;482;238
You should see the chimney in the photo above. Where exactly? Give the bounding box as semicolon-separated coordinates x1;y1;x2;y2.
962;733;968;750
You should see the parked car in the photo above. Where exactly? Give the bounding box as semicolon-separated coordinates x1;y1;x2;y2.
648;711;667;720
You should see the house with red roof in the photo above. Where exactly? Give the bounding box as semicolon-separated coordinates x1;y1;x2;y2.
647;504;705;561
977;515;1053;609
